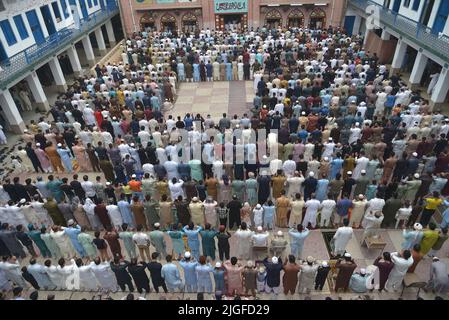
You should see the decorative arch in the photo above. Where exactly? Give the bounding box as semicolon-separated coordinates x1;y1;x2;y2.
160;13;177;32
287;9;305;28
182;12;198;32
309;8;326;28
140;13;155;30
265;9;282;28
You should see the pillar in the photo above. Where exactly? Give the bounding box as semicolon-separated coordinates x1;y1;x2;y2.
408;51;428;90
390;39;408;76
25;71;50;112
363;27;370;46
67;45;82;77
48;57;68;92
430;67;449;110
352;15;362;36
82;35;96;66
94;27;107;55
0;90;26;133
105;20;116;46
381;29;390;40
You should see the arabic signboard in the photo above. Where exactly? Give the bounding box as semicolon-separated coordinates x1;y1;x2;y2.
214;0;248;14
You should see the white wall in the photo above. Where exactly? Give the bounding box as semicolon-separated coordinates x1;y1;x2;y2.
398;0;424;21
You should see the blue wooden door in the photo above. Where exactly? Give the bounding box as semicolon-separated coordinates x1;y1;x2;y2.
344;16;356;36
432;0;449;34
0;40;8;63
26;10;46;45
79;0;89;20
392;0;401;13
40;5;57;35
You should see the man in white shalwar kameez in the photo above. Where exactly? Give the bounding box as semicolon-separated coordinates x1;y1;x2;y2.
352;154;369;180
75;259;99;291
234;223;254;260
333;219;353;256
50;226;76;259
0;257;28;288
27;259;56;290
106;203;123;229
385;251;414;291
91;258;118;292
57;259;77;290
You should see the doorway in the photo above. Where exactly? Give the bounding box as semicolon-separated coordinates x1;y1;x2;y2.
0;40;8;64
420;0;435;26
432;0;449;35
392;0;401;13
344;16;356;36
79;0;89;21
40;5;57;36
215;14;247;31
26;9;46;45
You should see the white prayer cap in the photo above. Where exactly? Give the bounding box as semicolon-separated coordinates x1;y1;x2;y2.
184;251;191;258
106;182;111;186
414;173;420;179
344;252;351;258
328;137;333;141
247;260;253;267
360;268;367;275
192;197;199;202
93;126;98;130
154;222;160;228
301;111;306;115
257;226;263;232
321;261;328;267
36;143;40;147
271;256;279;264
131;174;137;178
215;262;222;268
112;116;117;120
263;105;267;109
23;129;28;133
355;122;360;126
412;152;418;157
347;171;352;175
259;266;266;273
306;256;314;263
324;157;329;161
358;194;364;200
256;204;262;209
19;198;26;204
414;223;423;231
277;231;283;237
361;169;366;174
57;143;62;147
67;219;74;226
309;172;315;177
360;102;366;106
130;143;135;147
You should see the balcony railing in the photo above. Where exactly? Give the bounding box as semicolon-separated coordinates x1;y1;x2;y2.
0;4;119;90
349;0;449;64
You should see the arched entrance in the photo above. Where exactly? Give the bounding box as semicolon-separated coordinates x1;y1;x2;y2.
182;12;198;33
265;9;282;29
140;13;155;31
309;8;326;29
160;13;177;33
288;9;305;28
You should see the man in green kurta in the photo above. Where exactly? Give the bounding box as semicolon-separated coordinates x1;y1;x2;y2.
189;159;203;182
405;175;422;202
245;172;258;206
149;223;167;257
143;195;160;230
141;173;156;197
43;197;66;226
40;226;62;259
119;223;137;259
231;179;246;202
27;224;51;258
353;171;370;196
77;227;98;259
381;194;402;228
46;177;64;202
199;223;218;260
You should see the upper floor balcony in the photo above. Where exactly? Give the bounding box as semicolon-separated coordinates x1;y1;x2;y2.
0;1;119;90
349;0;449;65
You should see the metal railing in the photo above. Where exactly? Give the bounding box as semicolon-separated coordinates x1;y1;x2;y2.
0;4;119;90
349;0;449;64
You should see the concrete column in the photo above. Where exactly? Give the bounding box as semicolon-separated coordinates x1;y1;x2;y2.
363;28;370;46
409;51;428;90
381;29;390;40
48;57;68;92
82;35;96;66
105;20;116;46
0;90;26;133
390;39;408;76
67;45;82;77
25;71;50;112
94;27;107;55
430;67;449;110
352;15;362;36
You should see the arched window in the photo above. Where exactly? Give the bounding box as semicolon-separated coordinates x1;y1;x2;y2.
309;8;326;29
160;13;177;32
287;9;304;28
140;13;155;31
182;12;198;33
265;9;282;29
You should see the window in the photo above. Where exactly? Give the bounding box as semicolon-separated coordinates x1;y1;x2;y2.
13;15;29;40
93;0;98;5
412;0;420;11
0;19;17;46
60;0;69;18
87;0;93;8
52;2;62;21
404;0;411;7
